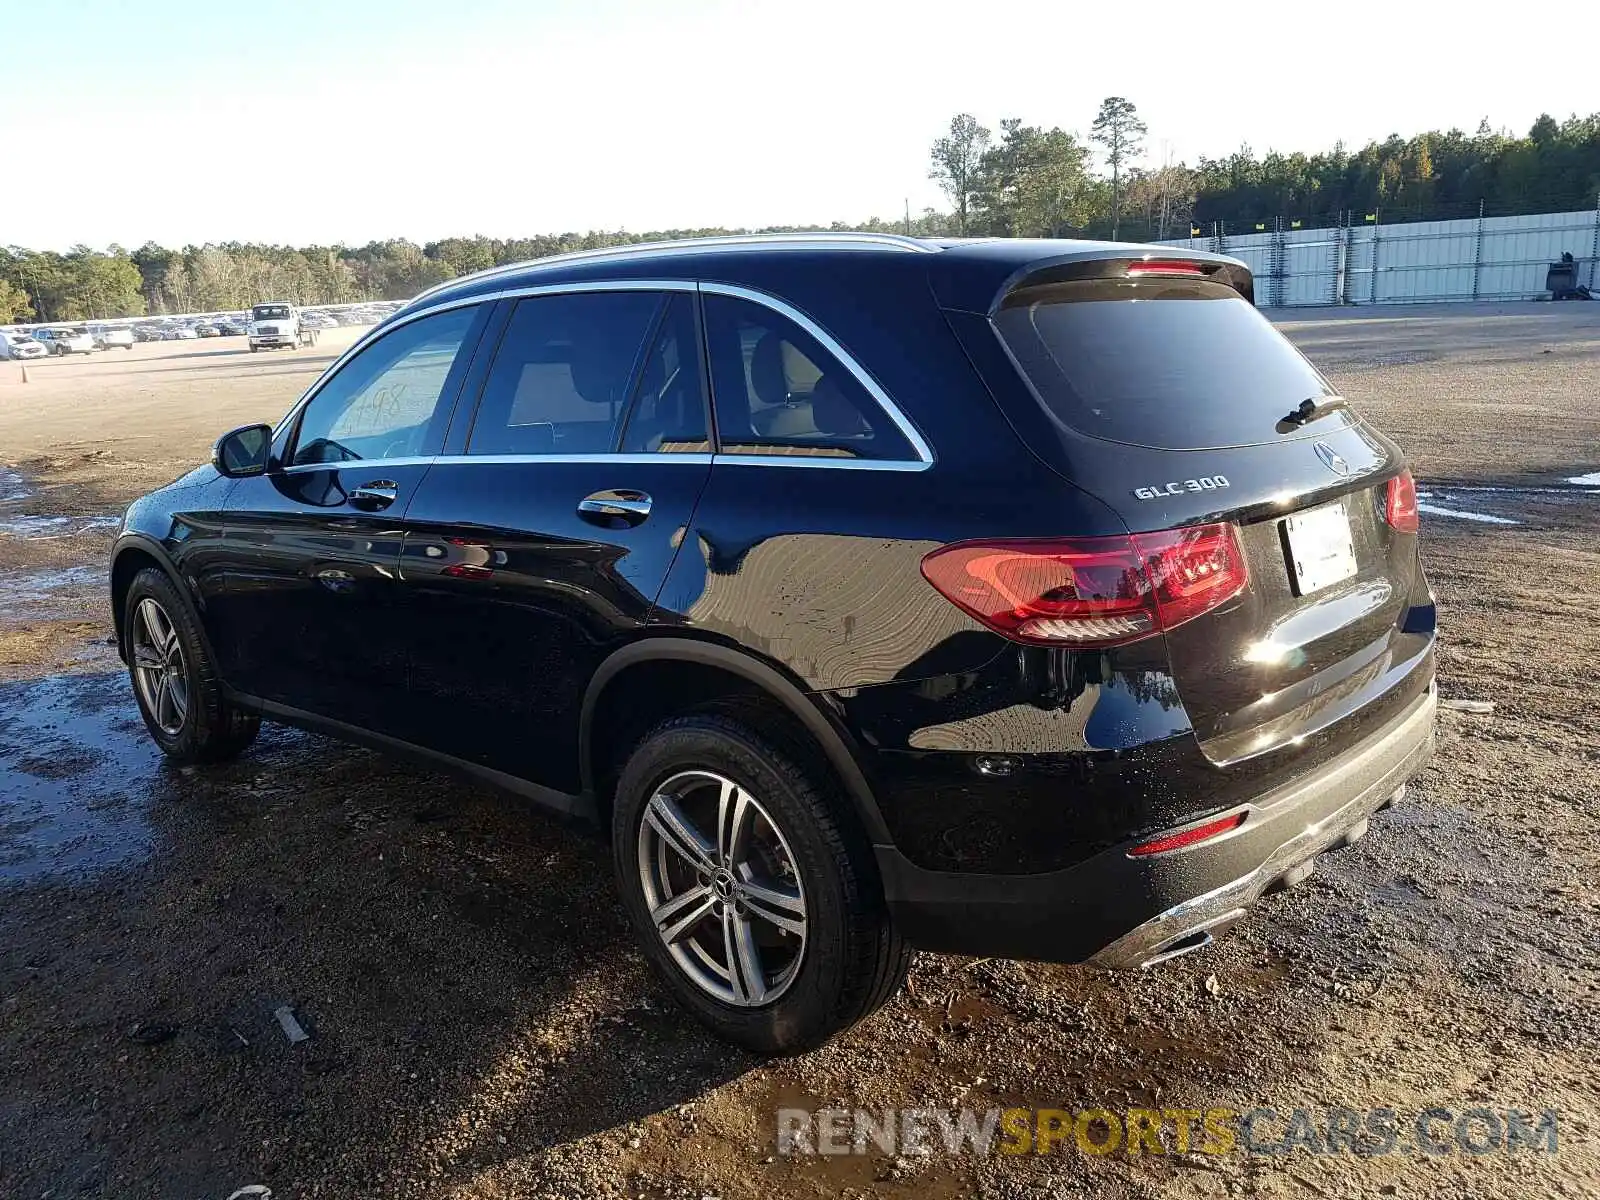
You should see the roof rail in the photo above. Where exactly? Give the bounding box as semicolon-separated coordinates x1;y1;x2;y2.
410;232;936;305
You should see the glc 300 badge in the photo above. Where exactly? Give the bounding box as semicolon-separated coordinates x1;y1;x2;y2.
1134;476;1230;500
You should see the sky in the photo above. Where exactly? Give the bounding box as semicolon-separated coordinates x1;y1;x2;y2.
3;0;1592;251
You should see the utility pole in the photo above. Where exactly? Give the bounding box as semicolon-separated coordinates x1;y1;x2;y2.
904;198;911;237
1157;139;1173;241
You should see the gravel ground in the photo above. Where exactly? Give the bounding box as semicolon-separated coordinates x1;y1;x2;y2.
1;307;1597;1199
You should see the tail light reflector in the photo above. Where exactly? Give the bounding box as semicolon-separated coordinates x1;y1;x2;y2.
1382;469;1419;533
919;523;1249;648
1127;811;1247;857
1126;259;1206;277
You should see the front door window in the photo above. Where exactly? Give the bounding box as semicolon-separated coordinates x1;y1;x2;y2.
289;306;479;466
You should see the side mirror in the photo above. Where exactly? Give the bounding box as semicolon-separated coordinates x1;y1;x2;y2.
212;423;273;477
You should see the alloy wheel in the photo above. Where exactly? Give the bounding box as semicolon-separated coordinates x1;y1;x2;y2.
636;769;808;1007
130;597;189;736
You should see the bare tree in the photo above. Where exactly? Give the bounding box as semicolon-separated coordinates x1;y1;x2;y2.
1091;97;1147;239
929;114;991;236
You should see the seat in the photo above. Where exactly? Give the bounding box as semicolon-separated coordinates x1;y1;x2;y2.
747;332;822;439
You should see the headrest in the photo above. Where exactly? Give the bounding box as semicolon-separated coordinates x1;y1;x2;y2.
748;332;790;406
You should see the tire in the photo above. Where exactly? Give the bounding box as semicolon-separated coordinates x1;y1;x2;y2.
124;567;260;764
611;711;910;1055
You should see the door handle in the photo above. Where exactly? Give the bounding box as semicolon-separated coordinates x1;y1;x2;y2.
348;480;399;511
577;489;652;526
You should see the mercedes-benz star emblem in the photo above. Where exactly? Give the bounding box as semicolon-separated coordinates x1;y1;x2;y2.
1314;441;1349;476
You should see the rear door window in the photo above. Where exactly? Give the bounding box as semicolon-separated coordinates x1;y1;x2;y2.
994;279;1350;450
467;291;662;456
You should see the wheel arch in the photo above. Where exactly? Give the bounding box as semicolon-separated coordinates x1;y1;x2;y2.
109;535;205;664
580;637;891;845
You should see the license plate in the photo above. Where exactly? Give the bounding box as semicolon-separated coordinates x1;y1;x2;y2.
1283;501;1358;596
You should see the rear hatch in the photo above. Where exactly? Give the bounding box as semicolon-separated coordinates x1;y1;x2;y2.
973;260;1432;763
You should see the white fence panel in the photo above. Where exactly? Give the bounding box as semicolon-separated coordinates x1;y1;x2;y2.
1159;204;1600;307
1282;229;1338;306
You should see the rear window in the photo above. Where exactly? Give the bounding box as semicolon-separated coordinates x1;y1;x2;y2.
994;279;1348;450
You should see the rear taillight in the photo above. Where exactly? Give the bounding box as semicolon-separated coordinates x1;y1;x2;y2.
1382;469;1419;533
919;523;1249;648
1126;259;1205;278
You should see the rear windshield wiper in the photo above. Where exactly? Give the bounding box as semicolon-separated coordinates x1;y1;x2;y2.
1279;394;1348;431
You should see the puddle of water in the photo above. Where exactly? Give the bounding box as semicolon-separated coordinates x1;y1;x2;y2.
0;467;27;503
1567;472;1600;487
0;671;160;884
1416;501;1520;525
0;514;120;538
0;466;120;538
4;565;105;612
1417;483;1600;496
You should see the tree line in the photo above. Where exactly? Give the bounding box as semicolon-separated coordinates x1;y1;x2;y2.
926;103;1600;241
4;103;1597;323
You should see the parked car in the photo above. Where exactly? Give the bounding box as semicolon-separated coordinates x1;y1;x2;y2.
133;325;164;343
34;326;97;355
0;332;49;360
215;320;248;337
194;323;219;338
110;234;1436;1054
170;325;199;340
91;325;136;351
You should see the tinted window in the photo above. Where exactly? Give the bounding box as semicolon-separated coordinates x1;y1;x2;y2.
618;294;708;453
289;305;477;466
994;279;1346;450
701;294;914;460
468;292;661;456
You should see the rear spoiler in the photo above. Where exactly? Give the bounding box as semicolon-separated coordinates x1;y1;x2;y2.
992;253;1254;313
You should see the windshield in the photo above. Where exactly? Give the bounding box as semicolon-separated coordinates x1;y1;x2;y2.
253;305;291;321
994;278;1351;450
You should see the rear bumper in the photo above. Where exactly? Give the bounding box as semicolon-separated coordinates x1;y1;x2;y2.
876;674;1436;966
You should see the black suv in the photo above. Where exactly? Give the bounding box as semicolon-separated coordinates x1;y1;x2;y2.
111;234;1436;1053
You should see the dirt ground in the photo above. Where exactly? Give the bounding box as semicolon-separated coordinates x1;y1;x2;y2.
1;306;1597;1200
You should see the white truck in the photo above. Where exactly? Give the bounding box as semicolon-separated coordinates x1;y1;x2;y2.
248;302;317;351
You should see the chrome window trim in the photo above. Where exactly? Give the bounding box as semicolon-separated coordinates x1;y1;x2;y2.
274;451;918;474
698;282;934;468
436;452;714;467
273;278;936;473
713;454;928;473
279;455;436;475
706;454;928;472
